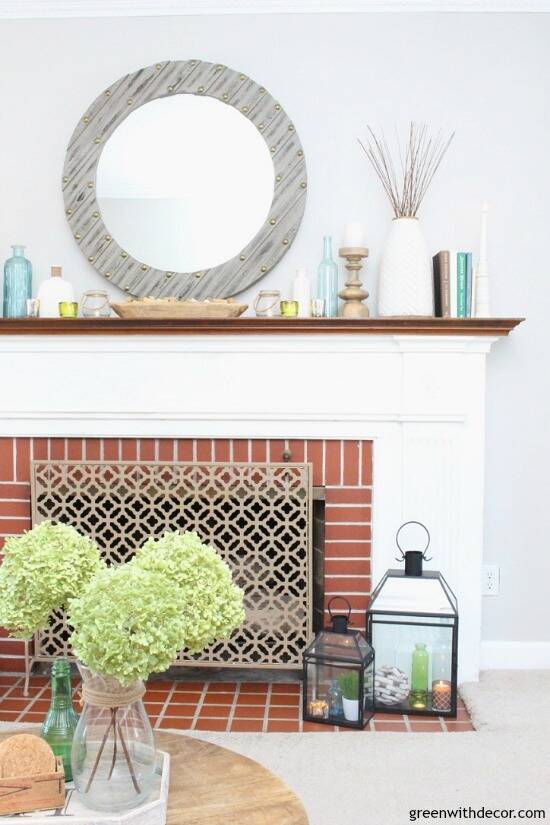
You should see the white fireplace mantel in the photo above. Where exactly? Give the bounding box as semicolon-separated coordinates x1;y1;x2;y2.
0;322;521;682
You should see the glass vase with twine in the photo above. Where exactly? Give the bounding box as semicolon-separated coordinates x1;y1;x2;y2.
71;664;156;812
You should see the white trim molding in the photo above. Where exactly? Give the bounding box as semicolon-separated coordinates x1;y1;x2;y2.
1;0;549;18
481;641;550;669
0;329;513;682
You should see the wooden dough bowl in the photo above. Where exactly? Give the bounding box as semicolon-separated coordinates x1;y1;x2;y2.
111;300;248;320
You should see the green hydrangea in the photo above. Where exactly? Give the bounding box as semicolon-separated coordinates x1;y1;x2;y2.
0;520;105;639
69;565;188;684
132;530;245;654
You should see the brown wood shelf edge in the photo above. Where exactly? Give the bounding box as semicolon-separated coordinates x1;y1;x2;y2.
0;317;524;336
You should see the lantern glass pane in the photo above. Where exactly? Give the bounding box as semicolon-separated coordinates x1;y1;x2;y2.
371;613;455;625
362;658;375;724
305;661;365;725
370;574;456;616
306;629;369;663
371;621;454;713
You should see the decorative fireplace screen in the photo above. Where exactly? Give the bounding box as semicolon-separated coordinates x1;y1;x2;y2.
31;460;312;669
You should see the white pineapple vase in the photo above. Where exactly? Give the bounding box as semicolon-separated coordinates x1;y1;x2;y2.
378;217;434;316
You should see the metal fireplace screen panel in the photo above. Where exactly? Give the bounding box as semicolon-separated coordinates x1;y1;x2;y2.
31;461;312;668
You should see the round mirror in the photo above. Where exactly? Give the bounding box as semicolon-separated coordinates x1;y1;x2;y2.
96;95;274;274
63;60;307;300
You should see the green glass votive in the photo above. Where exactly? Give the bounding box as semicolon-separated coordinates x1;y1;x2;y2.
280;299;299;318
59;301;78;318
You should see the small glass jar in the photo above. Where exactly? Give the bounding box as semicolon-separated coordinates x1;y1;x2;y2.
280;299;299;318
253;290;281;317
59;301;78;318
81;290;111;318
311;298;326;318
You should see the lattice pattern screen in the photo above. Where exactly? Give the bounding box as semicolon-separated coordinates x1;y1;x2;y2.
31;461;312;668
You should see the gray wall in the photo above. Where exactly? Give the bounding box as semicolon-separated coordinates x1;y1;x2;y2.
0;12;548;644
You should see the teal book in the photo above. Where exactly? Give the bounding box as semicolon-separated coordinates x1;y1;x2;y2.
457;252;467;318
465;252;473;317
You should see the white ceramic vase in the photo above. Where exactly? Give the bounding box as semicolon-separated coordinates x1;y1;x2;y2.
342;697;359;723
378;217;433;316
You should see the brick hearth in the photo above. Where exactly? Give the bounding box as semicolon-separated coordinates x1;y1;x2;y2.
0;436;373;672
0;675;474;733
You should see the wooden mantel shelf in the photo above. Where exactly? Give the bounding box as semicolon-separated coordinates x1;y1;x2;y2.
0;317;523;336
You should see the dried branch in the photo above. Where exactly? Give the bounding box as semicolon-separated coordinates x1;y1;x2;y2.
358;122;454;218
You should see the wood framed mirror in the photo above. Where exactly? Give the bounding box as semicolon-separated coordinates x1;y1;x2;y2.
62;60;307;300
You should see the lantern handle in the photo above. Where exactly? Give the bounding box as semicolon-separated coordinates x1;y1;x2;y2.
395;521;433;562
327;596;352;620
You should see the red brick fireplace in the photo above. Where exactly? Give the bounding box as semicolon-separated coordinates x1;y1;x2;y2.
0;436;373;673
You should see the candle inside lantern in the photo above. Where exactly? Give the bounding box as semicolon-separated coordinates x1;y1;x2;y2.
342;222;365;249
431;679;452;712
307;698;329;719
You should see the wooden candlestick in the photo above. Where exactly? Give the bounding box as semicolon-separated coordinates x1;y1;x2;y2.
338;246;369;318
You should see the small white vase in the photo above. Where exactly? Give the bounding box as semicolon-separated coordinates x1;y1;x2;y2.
342;697;359;723
378;217;433;316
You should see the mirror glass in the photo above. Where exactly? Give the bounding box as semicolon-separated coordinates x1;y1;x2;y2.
96;95;275;273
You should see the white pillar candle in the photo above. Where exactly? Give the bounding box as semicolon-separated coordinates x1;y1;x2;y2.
342;222;365;248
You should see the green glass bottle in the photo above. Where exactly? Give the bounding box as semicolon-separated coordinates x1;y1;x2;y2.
410;642;429;710
41;658;78;781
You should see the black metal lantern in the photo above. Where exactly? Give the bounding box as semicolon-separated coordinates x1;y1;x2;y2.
303;597;374;729
366;522;459;718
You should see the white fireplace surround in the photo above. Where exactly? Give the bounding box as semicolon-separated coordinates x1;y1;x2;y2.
0;331;506;682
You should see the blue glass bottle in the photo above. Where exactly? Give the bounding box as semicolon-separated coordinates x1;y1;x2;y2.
316;236;339;318
3;245;32;318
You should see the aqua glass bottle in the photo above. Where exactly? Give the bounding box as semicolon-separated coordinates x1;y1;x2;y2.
316;235;339;318
410;642;429;710
41;657;79;781
3;245;32;318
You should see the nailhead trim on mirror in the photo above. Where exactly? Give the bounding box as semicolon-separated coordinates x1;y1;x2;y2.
62;60;307;300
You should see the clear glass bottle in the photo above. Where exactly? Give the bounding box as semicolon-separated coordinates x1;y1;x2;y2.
410;642;429;709
3;245;32;318
71;665;156;812
316;236;339;318
327;678;344;718
41;657;79;781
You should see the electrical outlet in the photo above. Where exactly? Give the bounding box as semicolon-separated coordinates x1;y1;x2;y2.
482;564;500;596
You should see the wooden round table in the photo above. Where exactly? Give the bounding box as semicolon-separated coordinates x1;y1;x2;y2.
0;728;308;825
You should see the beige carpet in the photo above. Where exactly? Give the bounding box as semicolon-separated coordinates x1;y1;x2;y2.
459;670;550;732
185;672;550;825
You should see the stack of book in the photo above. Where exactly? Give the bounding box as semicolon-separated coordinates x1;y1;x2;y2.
433;251;475;318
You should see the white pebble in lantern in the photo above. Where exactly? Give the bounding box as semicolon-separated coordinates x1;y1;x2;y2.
374;666;410;706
